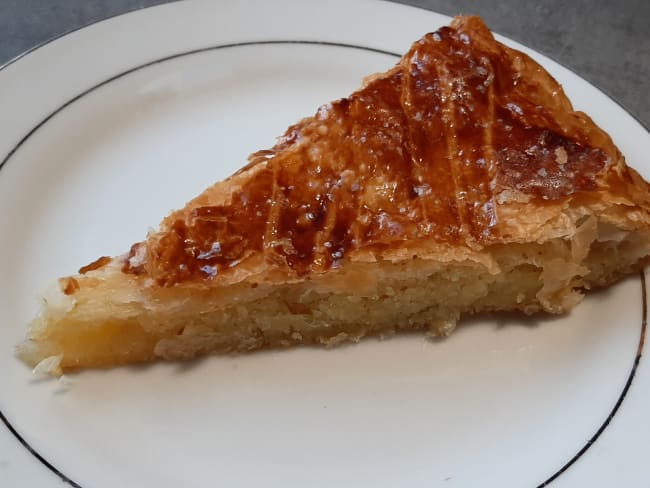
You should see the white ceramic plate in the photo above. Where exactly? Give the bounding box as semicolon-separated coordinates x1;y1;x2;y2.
1;1;649;486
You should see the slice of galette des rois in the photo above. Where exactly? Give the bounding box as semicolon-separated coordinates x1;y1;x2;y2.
18;16;650;374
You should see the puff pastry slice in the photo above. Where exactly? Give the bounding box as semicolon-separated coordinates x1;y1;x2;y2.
18;16;650;374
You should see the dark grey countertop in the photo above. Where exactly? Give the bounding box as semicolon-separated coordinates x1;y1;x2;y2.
1;0;648;127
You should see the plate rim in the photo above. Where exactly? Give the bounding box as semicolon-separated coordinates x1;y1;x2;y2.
0;2;648;486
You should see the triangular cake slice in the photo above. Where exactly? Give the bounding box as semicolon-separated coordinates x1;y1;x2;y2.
18;16;650;374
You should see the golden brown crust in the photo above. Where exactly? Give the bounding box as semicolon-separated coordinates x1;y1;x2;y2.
119;15;650;287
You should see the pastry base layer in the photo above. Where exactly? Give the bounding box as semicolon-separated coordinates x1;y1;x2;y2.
18;227;649;373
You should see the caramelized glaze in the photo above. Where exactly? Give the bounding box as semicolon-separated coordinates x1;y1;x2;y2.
60;277;80;295
124;16;612;286
79;256;112;274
